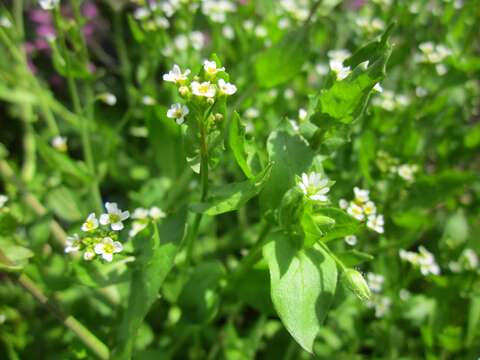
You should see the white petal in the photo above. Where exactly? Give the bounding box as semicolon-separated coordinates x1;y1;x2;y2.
94;243;104;255
310;194;327;202
121;210;130;221
99;214;110;225
105;202;118;213
102;252;113;262
113;241;123;253
111;222;124;231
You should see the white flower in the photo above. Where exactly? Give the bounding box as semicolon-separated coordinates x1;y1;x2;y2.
315;63;329;76
255;26;267;38
174;35;189;50
0;194;8;208
163;64;191;84
353;187;370;203
167;103;189;125
191;81;216;98
298;172;331;202
132;207;149;220
284;88;295;100
344;235;357;246
51;136;68;152
222;25;235;39
39;0;59;10
245;108;259;119
298;108;308;121
65;234;81;253
217;78;237;95
94;237;123;262
190;31;206;50
0;16;12;28
278;17;291;30
418;246;440;275
362;201;377;216
398;164;415;181
149;206;166;220
154;16;169;29
329;60;351;80
99;202;130;231
99;93;117;106
328;49;351;62
339;199;348;209
129;221;148;238
347;202;365;221
367;272;384;293
373;83;383;92
133;7;150;20
460;248;479;270
367;214;384;234
373;296;391;318
203;60;225;77
83;250;95;261
81;213;99;232
142;96;156;106
201;0;236;23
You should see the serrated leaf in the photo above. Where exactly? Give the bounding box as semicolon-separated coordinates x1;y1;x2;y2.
255;27;310;88
190;164;272;215
227;112;254;179
263;232;337;353
114;209;187;359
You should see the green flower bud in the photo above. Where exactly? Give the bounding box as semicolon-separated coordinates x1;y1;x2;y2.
341;269;371;302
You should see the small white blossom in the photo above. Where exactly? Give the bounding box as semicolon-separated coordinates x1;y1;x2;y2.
65;234;81;253
367;214;384;234
363;201;377;216
189;31;205;50
167;103;189;124
132;207;149;220
217;78;237;95
254;26;267;38
201;0;236;23
222;25;234;39
133;7;150;20
81;213;99;232
400;246;440;276
39;0;60;10
149;206;166;220
339;199;348;209
278;17;291;30
353;187;370;203
51;136;68;152
245;108;259;119
99;202;130;231
367;272;384;293
163;64;191;84
94;237;123;262
461;248;479;270
142;96;156;106
329;60;351;80
0;194;8;208
129;221;148;238
328;49;351;62
191;81;216;98
347;202;365;221
99;93;117;106
344;235;358;246
370;296;391;318
298;108;308;121
373;83;383;92
0;16;12;28
298;172;331;202
154;16;169;29
203;60;225;77
284;88;294;100
398;164;416;182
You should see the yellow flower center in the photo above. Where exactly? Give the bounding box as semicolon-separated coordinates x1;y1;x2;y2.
103;243;115;254
109;214;120;223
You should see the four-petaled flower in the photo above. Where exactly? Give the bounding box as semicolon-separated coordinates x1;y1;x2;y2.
203;60;225;77
94;237;123;262
298;172;331;202
163;64;190;84
81;213;99;232
191;81;216;98
65;234;81;253
100;202;130;231
353;187;370;203
167;103;189;124
367;214;384;234
347;202;365;221
218;79;237;95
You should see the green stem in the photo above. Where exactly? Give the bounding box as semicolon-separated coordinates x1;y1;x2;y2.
16;274;109;360
318;241;347;271
113;11;133;105
184;112;210;265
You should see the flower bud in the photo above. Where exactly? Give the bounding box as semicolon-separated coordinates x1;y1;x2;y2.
179;86;190;97
341;269;371;302
214;113;224;122
206;97;215;105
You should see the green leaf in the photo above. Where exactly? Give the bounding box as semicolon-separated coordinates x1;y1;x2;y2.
314;207;361;242
0;245;34;272
178;260;226;324
46;186;85;222
0;211;18;237
227;112;254;179
255;27;310;88
260;131;314;216
114;209;187;359
127;14;145;43
190;164;272;216
263;232;337;353
312;25;393;126
37;139;93;184
336;250;374;267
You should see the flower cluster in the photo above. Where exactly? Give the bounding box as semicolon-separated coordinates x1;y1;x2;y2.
399;246;440;276
163;60;237;125
448;248;479;273
129;206;166;238
201;0;236;23
297;172;332;202
365;272;390;317
415;42;451;64
355;16;385;33
280;0;310;21
65;202;129;262
340;187;384;234
372;90;410;111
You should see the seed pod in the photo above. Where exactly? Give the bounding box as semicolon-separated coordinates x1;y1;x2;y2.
341;269;371;302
